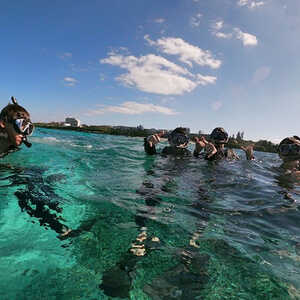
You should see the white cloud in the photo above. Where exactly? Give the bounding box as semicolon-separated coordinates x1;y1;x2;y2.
196;74;217;85
211;101;223;111
234;28;258;46
212;21;224;31
211;21;233;39
215;32;233;39
63;77;78;86
144;35;221;69
252;66;271;84
154;18;165;24
212;22;257;46
190;13;202;27
100;53;216;95
86;101;178;116
237;0;265;9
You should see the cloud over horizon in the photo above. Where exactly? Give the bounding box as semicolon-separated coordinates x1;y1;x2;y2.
234;28;258;46
211;21;258;46
144;35;221;69
86;101;178;116
100;53;216;95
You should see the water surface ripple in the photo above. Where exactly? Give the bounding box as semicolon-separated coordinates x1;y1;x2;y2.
0;128;299;299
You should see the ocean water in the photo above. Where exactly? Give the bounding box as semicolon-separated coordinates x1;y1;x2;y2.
0;128;300;300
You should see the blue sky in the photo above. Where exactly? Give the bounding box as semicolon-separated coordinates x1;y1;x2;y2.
1;0;299;142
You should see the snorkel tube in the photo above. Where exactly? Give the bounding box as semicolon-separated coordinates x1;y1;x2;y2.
22;135;32;148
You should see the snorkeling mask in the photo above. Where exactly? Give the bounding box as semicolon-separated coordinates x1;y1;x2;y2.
278;143;300;157
169;130;189;148
210;127;229;144
12;118;34;147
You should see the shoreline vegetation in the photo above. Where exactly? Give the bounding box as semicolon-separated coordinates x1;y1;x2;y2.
34;123;278;154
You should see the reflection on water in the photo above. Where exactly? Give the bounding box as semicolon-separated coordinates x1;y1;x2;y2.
0;128;299;299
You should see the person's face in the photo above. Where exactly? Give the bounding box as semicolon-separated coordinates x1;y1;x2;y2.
5;121;24;146
279;143;300;163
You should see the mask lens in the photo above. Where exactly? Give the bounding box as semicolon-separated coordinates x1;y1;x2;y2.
25;123;34;136
13;119;34;136
279;144;300;156
170;133;189;147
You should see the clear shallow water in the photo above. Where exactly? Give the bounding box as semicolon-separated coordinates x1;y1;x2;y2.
1;128;300;299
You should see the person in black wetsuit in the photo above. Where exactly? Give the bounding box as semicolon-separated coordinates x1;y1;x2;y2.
0;96;34;158
144;127;191;156
195;127;252;161
0;97;72;238
202;127;239;161
162;127;191;156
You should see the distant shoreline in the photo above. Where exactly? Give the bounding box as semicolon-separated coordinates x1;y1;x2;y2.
34;124;278;153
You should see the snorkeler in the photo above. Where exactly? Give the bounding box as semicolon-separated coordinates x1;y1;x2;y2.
194;127;253;161
144;127;191;156
0;97;73;238
144;130;165;155
162;127;191;156
0;96;34;158
199;127;240;161
277;136;300;175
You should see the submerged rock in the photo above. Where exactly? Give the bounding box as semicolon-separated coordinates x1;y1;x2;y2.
143;254;210;300
99;266;131;299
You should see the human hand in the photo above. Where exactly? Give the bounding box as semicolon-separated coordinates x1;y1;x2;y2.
241;145;254;160
200;136;208;144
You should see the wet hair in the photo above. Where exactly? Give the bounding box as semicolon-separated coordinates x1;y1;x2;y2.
0;97;30;122
278;136;300;147
210;127;229;144
172;127;188;135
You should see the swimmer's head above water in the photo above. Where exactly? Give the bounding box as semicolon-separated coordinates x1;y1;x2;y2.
210;127;229;145
278;136;300;162
168;127;189;148
0;96;34;151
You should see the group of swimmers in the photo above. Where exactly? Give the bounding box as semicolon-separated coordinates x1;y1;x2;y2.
0;96;299;176
144;126;300;175
0;96;298;172
0;96;300;221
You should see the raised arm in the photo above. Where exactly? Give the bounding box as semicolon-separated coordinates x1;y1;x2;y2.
241;145;255;160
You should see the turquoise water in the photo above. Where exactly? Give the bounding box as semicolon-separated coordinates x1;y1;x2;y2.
1;128;300;300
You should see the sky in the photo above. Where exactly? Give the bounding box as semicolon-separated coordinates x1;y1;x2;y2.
1;0;300;143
